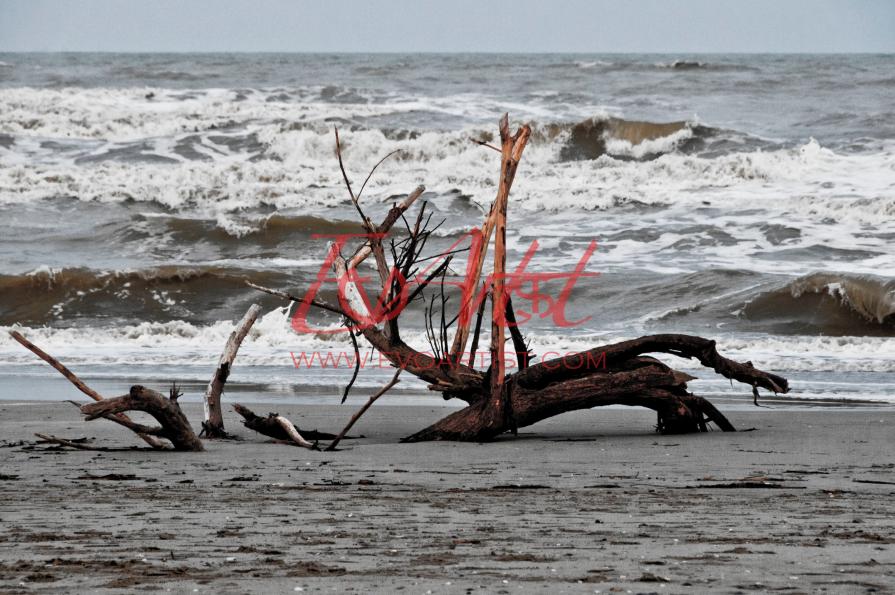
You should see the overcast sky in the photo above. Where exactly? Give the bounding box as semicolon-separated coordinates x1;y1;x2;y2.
1;0;893;53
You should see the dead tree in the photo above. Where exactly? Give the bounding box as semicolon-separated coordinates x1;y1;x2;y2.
251;115;790;443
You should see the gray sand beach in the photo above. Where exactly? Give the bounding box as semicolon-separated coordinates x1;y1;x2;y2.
1;402;893;594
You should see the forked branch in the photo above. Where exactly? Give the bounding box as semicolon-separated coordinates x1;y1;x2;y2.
9;330;165;449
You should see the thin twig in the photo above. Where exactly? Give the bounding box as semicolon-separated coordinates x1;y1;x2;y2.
347;186;425;270
334;127;358;203
471;138;501;152
34;433;98;450
33;433;137;452
245;281;348;319
403;256;453;306
357;149;401;201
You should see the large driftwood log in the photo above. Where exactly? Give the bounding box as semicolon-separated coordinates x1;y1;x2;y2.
81;385;204;451
401;348;758;442
202;304;262;438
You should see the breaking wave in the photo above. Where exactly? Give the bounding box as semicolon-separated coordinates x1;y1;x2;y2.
0;266;298;325
2;130;892;238
743;273;895;336
551;116;718;161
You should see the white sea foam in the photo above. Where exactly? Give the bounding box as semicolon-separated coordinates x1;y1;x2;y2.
2;118;893;277
2;123;892;220
0;87;596;143
2;313;893;375
574;60;612;69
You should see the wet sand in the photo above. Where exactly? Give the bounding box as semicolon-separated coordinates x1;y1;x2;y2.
1;401;893;593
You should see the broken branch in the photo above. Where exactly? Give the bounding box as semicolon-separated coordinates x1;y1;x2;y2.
9;330;165;449
202;303;262;438
326;369;401;451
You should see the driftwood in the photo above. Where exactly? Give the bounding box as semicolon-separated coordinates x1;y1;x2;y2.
8;331;165;449
250;116;790;443
487;118;530;433
202;303;262;438
81;385;204;451
232;404;340;448
34;434;99;450
31;434;143;452
10;323;258;451
274;415;318;449
326;370;401;451
11;115;791;451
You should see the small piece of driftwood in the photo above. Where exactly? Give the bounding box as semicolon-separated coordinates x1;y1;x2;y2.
233;404;342;449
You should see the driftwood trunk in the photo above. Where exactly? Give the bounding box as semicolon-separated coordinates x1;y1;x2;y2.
81;386;204;451
8;331;166;449
404;335;785;442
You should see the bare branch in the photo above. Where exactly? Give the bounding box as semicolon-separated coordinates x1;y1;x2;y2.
326;369;401;451
9;331;165;449
34;433;98;450
334;126;358;203
245;280;348;319
471;138;501;152
202;304;262;438
348;185;425;270
357;149;401;201
341;325;361;404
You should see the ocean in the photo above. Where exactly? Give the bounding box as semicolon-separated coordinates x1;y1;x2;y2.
0;53;892;406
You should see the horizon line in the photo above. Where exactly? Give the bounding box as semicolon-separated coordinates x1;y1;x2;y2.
1;50;892;55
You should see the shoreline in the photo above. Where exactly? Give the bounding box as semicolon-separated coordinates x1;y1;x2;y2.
2;401;893;593
0;369;893;409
